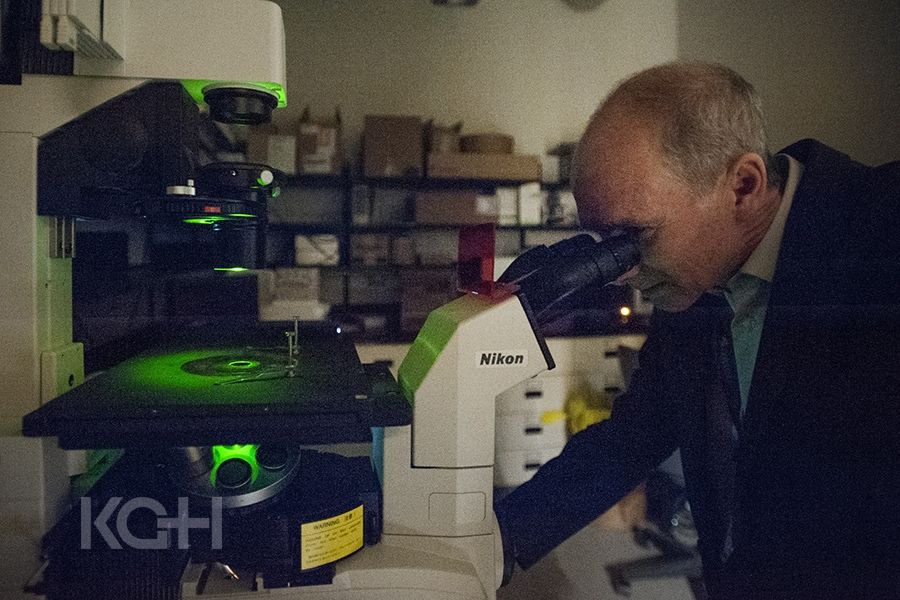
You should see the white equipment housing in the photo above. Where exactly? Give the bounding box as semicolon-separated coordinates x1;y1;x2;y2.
0;2;550;597
0;2;285;597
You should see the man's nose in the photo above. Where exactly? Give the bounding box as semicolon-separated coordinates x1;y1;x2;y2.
611;265;639;286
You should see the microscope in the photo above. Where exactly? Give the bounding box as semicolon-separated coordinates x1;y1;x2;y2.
3;3;641;598
0;1;286;596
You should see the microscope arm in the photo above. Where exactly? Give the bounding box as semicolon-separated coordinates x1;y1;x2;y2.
379;233;639;595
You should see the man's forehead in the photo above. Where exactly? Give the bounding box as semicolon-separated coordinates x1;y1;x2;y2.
575;120;659;227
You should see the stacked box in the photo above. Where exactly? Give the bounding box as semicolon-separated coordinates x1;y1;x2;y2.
363;115;424;178
496;187;519;225
401;268;459;332
257;268;329;322
518;182;545;225
246;125;297;175
294;234;340;266
415;191;498;225
427;152;540;181
297;110;342;175
351;234;391;266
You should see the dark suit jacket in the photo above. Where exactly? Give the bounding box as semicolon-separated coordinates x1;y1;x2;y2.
495;140;900;599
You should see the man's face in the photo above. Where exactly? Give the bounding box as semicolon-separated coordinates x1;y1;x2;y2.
574;112;741;312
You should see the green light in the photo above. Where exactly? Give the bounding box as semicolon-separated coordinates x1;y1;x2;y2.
213;267;250;272
210;444;259;488
227;360;259;370
397;308;458;406
181;80;287;108
115;348;283;400
183;214;256;225
184;216;227;225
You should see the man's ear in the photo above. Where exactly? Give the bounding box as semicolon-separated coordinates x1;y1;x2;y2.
730;153;768;208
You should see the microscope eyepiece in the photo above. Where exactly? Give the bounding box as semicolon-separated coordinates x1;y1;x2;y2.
498;232;640;324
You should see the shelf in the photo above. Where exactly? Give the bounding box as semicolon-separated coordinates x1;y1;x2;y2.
280;172;347;188
265;263;456;272
267;222;342;234
541;180;572;192
279;172;563;192
351;223;582;233
264;165;596;332
340;314;649;345
359;176;540;190
267;222;583;234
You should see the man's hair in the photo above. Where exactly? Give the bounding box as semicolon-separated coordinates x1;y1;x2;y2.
599;61;781;191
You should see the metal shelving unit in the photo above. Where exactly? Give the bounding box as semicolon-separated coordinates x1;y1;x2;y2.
265;170;588;338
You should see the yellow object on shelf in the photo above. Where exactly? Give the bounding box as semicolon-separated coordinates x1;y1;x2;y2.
564;385;614;435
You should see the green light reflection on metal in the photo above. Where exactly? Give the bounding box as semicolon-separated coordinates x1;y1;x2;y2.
210;444;260;488
184;216;228;225
227;359;259;370
183;214;256;225
181;80;287;108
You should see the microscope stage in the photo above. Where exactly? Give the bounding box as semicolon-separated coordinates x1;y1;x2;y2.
23;322;411;448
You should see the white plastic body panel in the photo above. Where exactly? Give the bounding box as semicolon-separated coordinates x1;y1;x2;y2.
410;294;549;468
0;15;286;583
74;0;286;92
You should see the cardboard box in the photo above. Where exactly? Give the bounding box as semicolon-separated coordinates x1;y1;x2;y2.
364;115;424;178
496;186;519;225
401;268;459;331
370;187;413;223
415;191;498;225
347;271;400;304
426;121;462;154
518;182;545;225
256;268;329;322
246;125;297;175
541;154;561;184
351;233;391;266
427;152;541;181
294;234;340;266
296;107;342;175
392;235;416;265
460;133;514;154
415;230;457;266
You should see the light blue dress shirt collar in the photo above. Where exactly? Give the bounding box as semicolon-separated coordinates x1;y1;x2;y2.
722;154;804;414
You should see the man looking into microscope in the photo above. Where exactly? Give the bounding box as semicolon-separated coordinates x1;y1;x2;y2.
496;62;900;599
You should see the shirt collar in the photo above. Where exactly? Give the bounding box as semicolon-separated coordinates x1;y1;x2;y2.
736;153;804;283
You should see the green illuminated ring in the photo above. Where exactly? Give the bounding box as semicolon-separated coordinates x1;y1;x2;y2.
183;214;256;225
210;444;260;488
182;80;287;108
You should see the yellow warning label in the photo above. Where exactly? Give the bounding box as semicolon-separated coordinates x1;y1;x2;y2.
300;505;364;570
